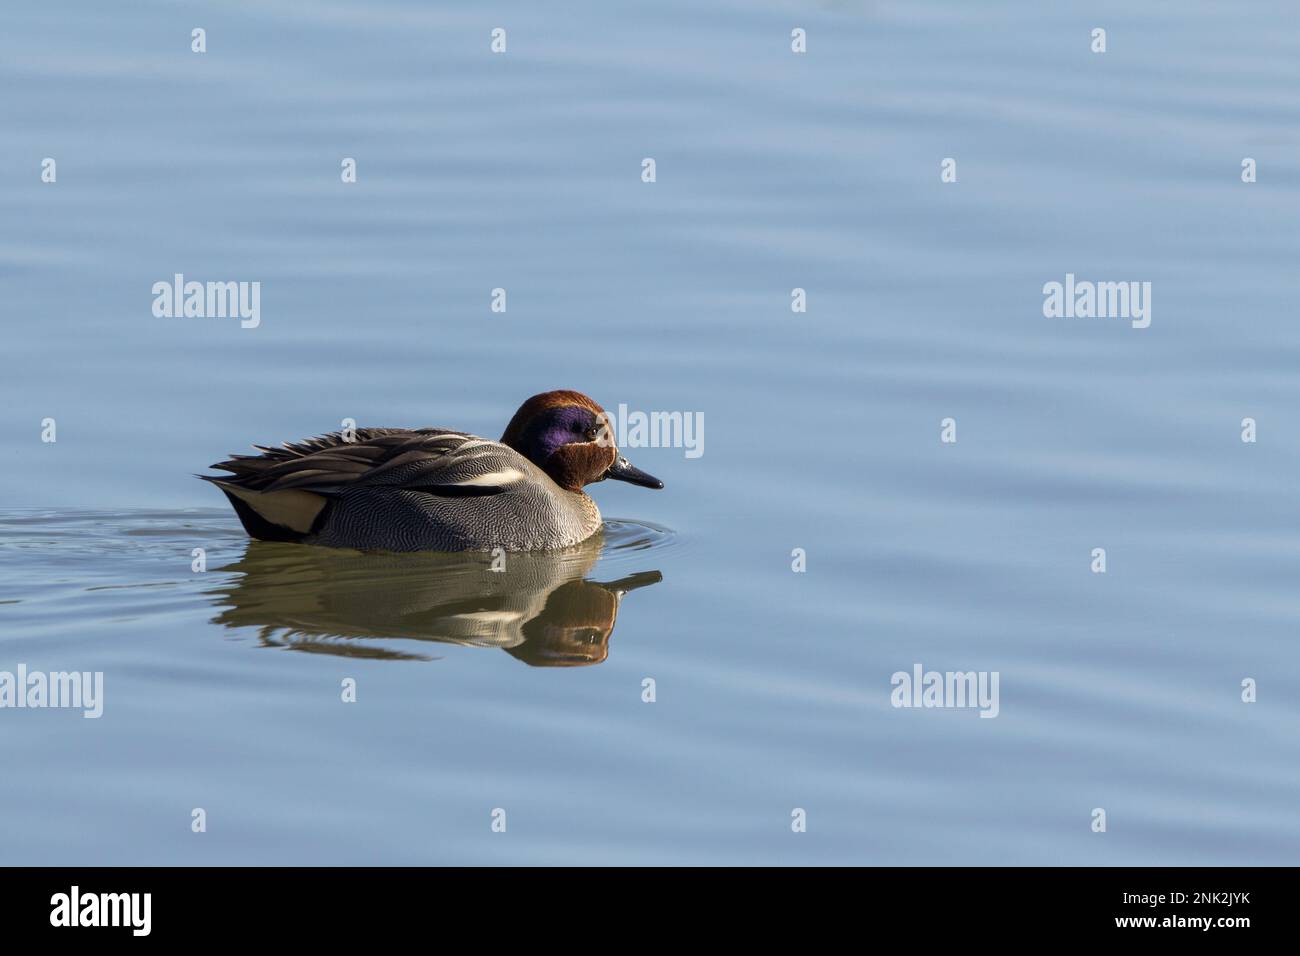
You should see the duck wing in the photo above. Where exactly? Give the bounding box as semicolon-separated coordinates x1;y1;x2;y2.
202;428;530;499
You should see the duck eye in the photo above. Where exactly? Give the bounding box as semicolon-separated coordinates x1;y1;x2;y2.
584;427;599;441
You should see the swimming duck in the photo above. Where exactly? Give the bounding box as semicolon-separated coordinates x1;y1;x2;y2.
200;390;663;552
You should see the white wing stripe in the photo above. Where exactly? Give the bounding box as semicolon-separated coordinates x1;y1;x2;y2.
453;468;526;487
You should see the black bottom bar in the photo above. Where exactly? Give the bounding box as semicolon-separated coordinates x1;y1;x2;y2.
0;866;1276;940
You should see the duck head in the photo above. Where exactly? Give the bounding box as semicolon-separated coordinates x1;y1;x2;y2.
500;390;664;493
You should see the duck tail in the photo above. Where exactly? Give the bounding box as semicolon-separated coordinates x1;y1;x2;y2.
197;474;326;543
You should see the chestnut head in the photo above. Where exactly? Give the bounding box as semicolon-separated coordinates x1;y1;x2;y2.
500;390;664;493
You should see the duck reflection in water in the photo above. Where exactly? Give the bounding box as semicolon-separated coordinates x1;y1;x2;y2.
206;531;661;666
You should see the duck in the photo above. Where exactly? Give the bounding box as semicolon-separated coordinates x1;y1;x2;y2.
200;390;663;552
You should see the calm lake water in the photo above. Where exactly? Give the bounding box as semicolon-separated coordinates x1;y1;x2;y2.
3;0;1299;864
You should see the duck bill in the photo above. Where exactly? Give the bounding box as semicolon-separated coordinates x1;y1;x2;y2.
605;454;664;489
